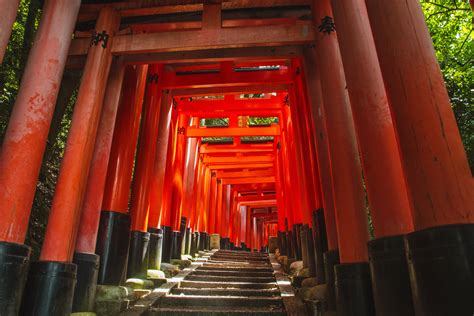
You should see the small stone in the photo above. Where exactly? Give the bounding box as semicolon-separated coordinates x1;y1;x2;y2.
124;278;155;290
171;259;192;269
148;277;167;287
96;285;134;301
160;262;180;278
298;268;310;277
301;277;319;288
147;269;166;279
304;284;327;302
133;289;151;299
290;260;304;275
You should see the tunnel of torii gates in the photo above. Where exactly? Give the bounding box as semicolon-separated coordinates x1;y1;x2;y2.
0;0;473;315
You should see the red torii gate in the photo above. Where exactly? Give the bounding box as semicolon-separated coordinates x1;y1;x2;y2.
0;1;471;315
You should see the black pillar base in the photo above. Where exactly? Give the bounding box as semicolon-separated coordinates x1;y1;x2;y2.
278;231;287;256
171;231;181;260
185;227;191;255
127;230;150;279
286;230;293;258
307;228;316;277
72;252;99;313
292;224;302;260
20;261;77;316
368;235;414;316
199;232;208;251
300;225;310;269
335;262;375;316
96;211;131;285
312;209;328;284
148;228;163;270
323;249;340;310
0;241;31;315
405;224;474;315
191;232;199;256
206;233;211;250
161;225;172;263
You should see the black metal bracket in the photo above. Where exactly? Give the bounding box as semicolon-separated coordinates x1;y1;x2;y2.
91;30;109;48
148;73;159;84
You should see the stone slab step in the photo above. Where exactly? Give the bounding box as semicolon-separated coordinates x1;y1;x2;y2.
180;281;278;290
191;269;274;277
148;305;286;315
205;260;271;267
197;266;273;273
184;275;275;283
171;287;280;297
157;295;284;308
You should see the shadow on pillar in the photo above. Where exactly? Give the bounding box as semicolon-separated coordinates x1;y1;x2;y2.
72;252;100;313
95;211;131;285
0;242;31;315
405;224;474;315
20;261;77;316
313;209;328;283
323;249;340;311
368;235;414;316
335;262;375;316
148;228;163;270
127;231;150;279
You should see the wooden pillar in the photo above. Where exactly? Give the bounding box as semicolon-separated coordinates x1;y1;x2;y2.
101;65;148;214
75;57;126;254
0;0;19;63
130;65;164;233
302;48;339;250
330;0;414;238
366;1;474;314
95;65;147;285
311;0;369;264
22;7;119;315
0;1;80;313
0;0;80;245
148;92;172;228
127;65;164;278
40;6;119;261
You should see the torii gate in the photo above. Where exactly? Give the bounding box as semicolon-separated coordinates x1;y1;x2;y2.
0;1;472;316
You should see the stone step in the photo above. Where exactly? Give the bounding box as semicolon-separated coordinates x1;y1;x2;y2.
148;305;286;315
171;287;281;297
205;260;272;267
191;269;274;277
197;265;273;273
210;256;269;262
180;280;278;290
184;274;275;283
157;295;284;309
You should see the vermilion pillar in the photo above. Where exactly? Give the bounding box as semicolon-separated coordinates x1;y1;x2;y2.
75;57;126;254
302;48;339;251
148;92;172;228
0;1;80;313
366;1;474;314
312;0;368;264
0;0;19;63
127;64;164;279
96;64;148;285
72;56;125;312
102;65;148;214
24;7;119;315
330;0;414;238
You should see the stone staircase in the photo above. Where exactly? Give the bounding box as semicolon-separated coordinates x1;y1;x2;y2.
149;250;287;315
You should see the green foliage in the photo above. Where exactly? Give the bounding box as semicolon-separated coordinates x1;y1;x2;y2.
421;0;474;171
